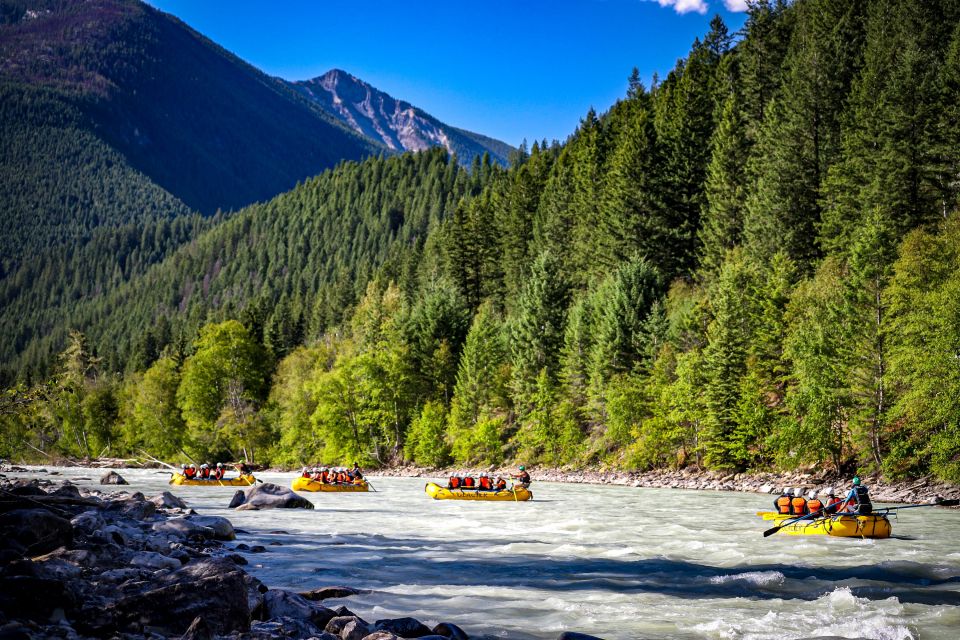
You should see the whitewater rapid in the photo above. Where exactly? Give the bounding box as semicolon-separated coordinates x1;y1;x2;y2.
17;468;960;639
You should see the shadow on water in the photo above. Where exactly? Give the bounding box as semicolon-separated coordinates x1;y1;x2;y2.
242;532;960;607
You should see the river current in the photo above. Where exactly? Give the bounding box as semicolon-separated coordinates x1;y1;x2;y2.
13;467;960;640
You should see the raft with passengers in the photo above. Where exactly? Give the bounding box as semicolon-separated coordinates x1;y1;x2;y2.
758;477;957;539
292;464;369;492
425;467;533;501
169;462;257;486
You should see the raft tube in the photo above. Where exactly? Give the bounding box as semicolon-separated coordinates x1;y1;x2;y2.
291;477;369;492
169;473;257;487
760;512;891;538
425;481;533;501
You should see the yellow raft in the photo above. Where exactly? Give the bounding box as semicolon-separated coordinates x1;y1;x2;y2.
425;482;533;501
758;511;891;538
169;473;257;487
291;477;369;492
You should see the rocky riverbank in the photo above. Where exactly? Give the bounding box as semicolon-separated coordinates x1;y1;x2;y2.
1;474;604;640
377;465;960;505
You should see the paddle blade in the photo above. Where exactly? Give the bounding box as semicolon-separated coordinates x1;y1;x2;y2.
935;499;959;507
763;526;782;537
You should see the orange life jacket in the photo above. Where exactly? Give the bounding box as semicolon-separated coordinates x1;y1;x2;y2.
462;476;475;488
449;477;461;489
337;472;347;483
791;497;807;515
320;471;329;483
776;496;792;514
806;498;823;513
826;496;842;512
479;477;492;490
496;479;507;491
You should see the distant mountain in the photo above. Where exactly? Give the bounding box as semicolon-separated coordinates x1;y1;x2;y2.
293;69;514;167
0;0;381;266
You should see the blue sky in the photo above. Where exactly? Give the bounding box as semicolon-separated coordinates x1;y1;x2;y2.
147;1;749;147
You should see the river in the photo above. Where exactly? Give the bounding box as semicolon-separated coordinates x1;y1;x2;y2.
13;467;960;640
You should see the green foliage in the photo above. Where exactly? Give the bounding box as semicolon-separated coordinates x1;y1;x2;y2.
404;401;451;468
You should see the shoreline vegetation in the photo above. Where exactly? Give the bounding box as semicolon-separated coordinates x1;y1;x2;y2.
13;459;960;506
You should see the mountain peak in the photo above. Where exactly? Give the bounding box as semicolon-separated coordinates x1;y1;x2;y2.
293;70;512;166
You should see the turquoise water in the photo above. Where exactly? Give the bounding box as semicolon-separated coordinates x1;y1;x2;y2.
13;467;960;640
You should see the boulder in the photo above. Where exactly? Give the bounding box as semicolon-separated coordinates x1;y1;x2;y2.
130;551;181;572
150;491;188;509
99;471;128;485
375;617;433;638
231;483;314;511
259;589;336;629
249;617;335;639
433;622;469;640
181;616;214;640
300;586;365;601
0;509;73;556
361;633;399;640
0;576;76;624
70;510;105;534
342;619;374;640
152;517;215;540
187;515;236;541
326;616;368;636
557;633;605;640
51;483;81;498
228;490;246;509
95;558;249;636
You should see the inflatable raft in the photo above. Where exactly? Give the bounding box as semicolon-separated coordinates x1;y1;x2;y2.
759;512;891;538
291;477;369;492
169;473;257;486
425;482;532;501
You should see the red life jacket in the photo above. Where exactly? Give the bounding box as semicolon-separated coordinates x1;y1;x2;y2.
826;496;842;512
479;477;492;490
183;468;196;479
791;497;807;515
337;472;347;483
496;479;507;491
213;468;224;480
462;477;475;488
302;471;311;478
449;477;461;489
776;496;792;514
200;468;211;479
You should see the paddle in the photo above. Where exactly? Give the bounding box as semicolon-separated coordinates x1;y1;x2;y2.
365;479;377;492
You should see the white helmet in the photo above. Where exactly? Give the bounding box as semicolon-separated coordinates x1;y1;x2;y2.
216;462;223;468
823;487;835;496
793;487;804;497
201;463;209;469
807;490;817;500
180;464;186;469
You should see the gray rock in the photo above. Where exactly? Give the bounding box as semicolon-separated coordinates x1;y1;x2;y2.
249;616;331;639
259;589;336;629
130;551;182;572
0;509;73;556
361;633;399;640
187;515;236;541
152;517;215;540
32;557;83;582
433;622;469;640
97;568;146;583
52;483;81;498
99;471;128;485
300;586;365;601
342;619;374;640
228;490;246;508
150;491;188;509
232;483;315;511
181;615;214;640
326;616;368;636
70;510;105;534
375;617;432;638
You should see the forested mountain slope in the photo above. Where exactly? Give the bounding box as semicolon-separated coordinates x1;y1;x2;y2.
293;69;514;166
0;0;380;265
3;0;960;485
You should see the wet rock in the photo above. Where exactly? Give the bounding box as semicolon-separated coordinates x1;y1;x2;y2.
231;483;314;511
433;622;469;640
113;498;156;520
51;483;81;498
0;509;73;556
259;589;336;629
187;515;235;541
70;510;105;534
557;633;605;640
250;545;267;553
235;543;250;551
95;558;249;636
332;606;359;619
326;616;368;636
0;576;76;624
225;553;248;565
99;471;128;485
375;617;432;638
342;618;374;640
362;633;399;640
249;617;325;638
300;586;365;601
150;491;188;509
152;517;215;540
130;551;181;572
228;490;246;509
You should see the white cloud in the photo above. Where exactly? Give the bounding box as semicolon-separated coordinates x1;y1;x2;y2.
655;0;709;15
723;0;750;11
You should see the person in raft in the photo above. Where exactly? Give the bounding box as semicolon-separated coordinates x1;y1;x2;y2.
235;461;252;475
790;487;808;516
350;462;364;480
447;473;462;490
823;487;843;514
774;488;792;514
212;462;225;481
512;466;531;488
182;464;197;479
495;475;508;491
478;472;494;491
838;477;873;514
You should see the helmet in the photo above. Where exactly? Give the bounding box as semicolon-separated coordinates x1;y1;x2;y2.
823;487;835;496
519;466;525;471
853;476;861;486
190;464;196;469
201;463;209;469
793;488;804;497
807;490;817;500
180;464;186;469
216;462;223;468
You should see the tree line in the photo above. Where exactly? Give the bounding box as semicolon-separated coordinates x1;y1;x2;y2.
2;0;960;482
